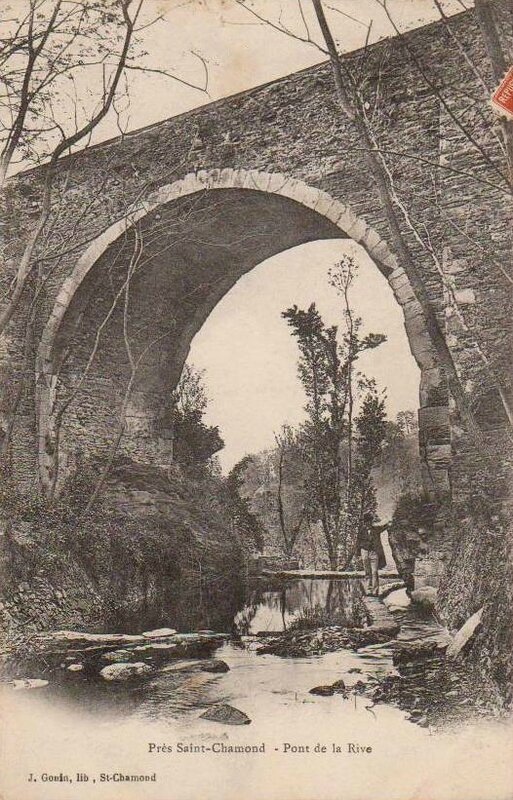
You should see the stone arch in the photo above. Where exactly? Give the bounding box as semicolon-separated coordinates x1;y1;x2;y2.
36;168;449;495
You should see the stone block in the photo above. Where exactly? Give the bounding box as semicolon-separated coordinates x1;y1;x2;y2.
228;170;248;189
296;185;323;210
361;227;382;250
454;288;476;305
322;200;347;225
342;214;367;241
376;250;399;273
313;193;338;218
217;167;238;188
248;171;272;191
425;442;452;465
394;279;417;305
266;173;291;194
389;270;410;290
195;169;212;187
371;239;393;263
402;298;424;320
277;176;304;202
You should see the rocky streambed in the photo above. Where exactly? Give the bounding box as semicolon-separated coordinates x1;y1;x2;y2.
0;579;502;733
4;627;232;683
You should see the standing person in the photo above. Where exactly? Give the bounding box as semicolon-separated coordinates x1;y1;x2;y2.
358;513;389;596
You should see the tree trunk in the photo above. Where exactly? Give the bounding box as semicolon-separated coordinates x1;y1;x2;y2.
311;0;487;448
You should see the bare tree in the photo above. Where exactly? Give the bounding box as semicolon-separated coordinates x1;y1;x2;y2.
0;1;211;497
473;0;513;185
369;0;513;428
41;188;264;505
234;0;512;451
0;0;208;335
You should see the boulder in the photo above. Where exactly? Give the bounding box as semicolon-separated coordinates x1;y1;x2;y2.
201;659;230;673
40;630;145;645
393;642;444;666
309;685;335;696
132;643;178;656
99;662;153;682
102;649;134;663
410;586;438;609
446;608;484;660
142;628;177;639
161;660;205;674
161;659;230;675
12;679;49;690
200;704;251;725
383;588;411;610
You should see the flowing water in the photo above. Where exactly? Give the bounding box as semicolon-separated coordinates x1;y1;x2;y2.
3;578;450;723
2;579;511;800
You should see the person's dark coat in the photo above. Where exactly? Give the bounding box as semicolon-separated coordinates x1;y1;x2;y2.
358;523;387;570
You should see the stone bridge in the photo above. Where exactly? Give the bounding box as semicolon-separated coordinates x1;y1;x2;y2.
1;8;511;590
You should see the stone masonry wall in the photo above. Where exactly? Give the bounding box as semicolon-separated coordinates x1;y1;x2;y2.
0;8;511;681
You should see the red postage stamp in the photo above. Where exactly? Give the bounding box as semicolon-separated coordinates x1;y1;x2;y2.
491;66;513;119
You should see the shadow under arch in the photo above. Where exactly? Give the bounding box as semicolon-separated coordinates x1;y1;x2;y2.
36;168;450;496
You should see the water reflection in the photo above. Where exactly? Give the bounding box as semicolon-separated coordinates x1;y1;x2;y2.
233;579;367;635
2;580;458;753
103;568;245;636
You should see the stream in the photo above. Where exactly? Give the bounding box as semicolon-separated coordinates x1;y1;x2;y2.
1;578;512;800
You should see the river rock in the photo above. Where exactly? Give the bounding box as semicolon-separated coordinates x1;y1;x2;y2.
133;643;178;655
383;588;411;610
200;704;251;725
142;628;177;639
446;607;484;660
350;626;400;649
12;679;49;690
66;663;83;672
201;659;230;673
410;587;438;609
393;642;444;666
379;582;407;600
309;685;335;696
40;630;145;645
102;649;134;663
100;662;153;681
161;659;229;674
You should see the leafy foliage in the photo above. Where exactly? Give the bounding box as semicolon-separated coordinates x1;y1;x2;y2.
225;456;265;552
163;363;224;475
280;256;387;568
345;390;388;562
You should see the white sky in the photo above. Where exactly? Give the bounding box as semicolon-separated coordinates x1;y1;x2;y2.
90;0;471;144
189;241;420;472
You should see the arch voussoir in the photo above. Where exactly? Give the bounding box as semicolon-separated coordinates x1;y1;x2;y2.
36;166;445;498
